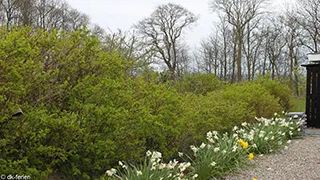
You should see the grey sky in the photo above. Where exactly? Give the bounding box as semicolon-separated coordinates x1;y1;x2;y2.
66;0;292;47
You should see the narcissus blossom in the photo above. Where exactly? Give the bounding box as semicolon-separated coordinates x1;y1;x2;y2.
248;153;254;160
136;170;142;176
210;161;217;166
105;168;117;176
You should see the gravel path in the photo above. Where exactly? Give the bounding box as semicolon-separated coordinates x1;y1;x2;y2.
224;134;320;180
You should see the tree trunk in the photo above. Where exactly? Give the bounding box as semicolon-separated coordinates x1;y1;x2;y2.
262;42;268;76
294;55;299;96
252;60;256;80
246;23;251;81
232;41;237;83
237;28;243;82
271;60;275;80
223;34;228;81
289;40;294;91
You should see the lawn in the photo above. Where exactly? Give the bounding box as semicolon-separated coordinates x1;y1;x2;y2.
292;97;306;112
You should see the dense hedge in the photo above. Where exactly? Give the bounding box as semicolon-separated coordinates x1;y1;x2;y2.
0;26;294;179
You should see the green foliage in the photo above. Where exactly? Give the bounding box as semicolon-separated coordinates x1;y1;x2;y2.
191;133;247;179
222;82;282;119
0;26;129;179
104;151;192;180
175;73;221;95
291;97;306;112
105;117;304;180
0;25;296;179
254;75;294;112
178;92;250;150
237;116;304;155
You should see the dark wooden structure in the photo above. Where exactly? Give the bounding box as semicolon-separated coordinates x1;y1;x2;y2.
302;56;320;128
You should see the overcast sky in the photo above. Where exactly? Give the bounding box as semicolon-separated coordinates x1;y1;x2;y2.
66;0;293;47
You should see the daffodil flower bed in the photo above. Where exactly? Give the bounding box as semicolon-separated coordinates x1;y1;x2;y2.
104;115;304;179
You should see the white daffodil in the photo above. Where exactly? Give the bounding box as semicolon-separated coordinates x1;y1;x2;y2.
233;126;238;131
214;147;220;153
241;122;248;127
207;131;213;139
208;138;215;144
146;150;152;157
192;174;198;179
105;168;117;176
212;131;218;135
232;145;238;152
200;143;206;149
136;171;142;176
178;152;184;157
210;162;217;166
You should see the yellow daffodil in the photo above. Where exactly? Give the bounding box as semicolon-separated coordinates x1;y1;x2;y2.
238;139;244;145
242;141;248;149
248;153;254;160
238;139;249;149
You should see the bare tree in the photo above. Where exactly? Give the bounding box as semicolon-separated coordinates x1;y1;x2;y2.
102;30;155;75
264;17;286;80
34;0;90;31
197;15;240;81
0;0;3;25
210;0;269;82
1;0;20;29
134;3;198;81
16;0;35;26
66;8;90;31
91;23;106;40
218;16;233;81
295;0;320;52
0;0;92;32
198;33;220;76
199;38;213;74
242;17;264;81
280;8;303;95
176;43;191;77
44;0;67;30
35;0;58;29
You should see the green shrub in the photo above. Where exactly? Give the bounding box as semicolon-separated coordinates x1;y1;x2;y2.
0;26;129;179
0;26;297;180
254;76;294;112
178;92;250;150
175;73;222;95
173;81;286;155
222;82;282;119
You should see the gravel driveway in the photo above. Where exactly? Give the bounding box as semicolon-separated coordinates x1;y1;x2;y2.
224;132;320;180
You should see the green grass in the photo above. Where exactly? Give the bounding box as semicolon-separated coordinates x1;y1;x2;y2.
291;97;306;112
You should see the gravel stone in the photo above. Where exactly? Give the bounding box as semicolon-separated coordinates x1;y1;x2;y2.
224;135;320;180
